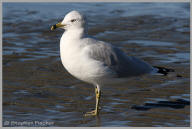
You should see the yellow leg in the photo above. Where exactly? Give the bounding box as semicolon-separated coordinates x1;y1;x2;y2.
84;85;101;116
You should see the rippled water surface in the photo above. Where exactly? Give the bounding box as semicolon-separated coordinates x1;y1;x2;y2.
3;2;190;127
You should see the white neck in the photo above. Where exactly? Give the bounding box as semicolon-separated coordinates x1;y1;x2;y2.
63;27;86;40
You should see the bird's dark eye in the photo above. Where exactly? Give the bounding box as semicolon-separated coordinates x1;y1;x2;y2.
71;19;76;22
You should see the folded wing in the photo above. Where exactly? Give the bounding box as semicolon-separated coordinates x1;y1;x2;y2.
88;40;153;78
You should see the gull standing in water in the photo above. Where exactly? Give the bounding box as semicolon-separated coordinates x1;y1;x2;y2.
51;10;174;116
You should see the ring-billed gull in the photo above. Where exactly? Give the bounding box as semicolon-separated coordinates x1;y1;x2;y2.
51;10;174;116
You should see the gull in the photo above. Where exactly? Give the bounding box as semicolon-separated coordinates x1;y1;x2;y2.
51;10;174;116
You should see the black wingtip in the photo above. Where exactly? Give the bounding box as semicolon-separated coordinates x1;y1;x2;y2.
153;66;175;76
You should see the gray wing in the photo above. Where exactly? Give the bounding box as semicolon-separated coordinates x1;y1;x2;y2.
88;41;153;78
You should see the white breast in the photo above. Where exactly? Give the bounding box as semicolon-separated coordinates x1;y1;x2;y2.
60;35;107;84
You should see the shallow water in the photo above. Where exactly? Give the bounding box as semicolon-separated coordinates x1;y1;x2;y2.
3;2;190;127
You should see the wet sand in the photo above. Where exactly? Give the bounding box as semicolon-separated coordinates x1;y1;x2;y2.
3;3;190;127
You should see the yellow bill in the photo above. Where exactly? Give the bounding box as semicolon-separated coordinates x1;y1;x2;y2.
51;22;65;31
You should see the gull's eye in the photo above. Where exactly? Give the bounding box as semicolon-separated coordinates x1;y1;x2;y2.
71;19;76;22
